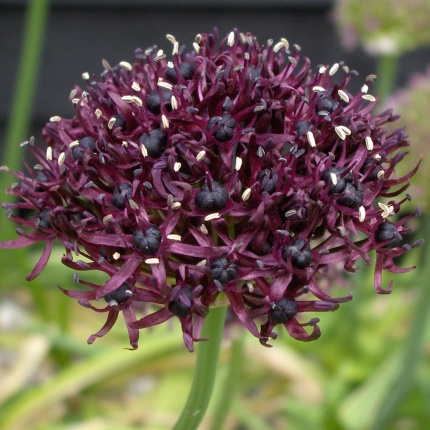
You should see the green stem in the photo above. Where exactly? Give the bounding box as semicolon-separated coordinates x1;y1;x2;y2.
1;0;49;218
210;331;245;430
370;217;430;429
375;53;399;103
173;306;227;430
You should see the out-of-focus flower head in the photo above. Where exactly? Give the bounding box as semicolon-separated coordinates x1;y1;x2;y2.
0;29;422;351
334;0;430;55
387;66;430;210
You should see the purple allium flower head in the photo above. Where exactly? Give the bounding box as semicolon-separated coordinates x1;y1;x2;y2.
0;29;422;350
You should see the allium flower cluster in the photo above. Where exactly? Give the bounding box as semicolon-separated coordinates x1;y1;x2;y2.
0;29;422;350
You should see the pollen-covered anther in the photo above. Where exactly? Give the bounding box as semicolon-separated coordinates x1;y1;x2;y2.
312;86;326;93
204;213;221;221
235;157;243;171
171;202;181;210
171;95;178;110
319;66;327;73
273;38;289;52
157;79;173;91
196;259;207;267
193;42;200;53
50;116;61;122
145;258;160;265
338;89;349;103
131;82;141;91
121;95;134;103
119;61;132;71
335;125;351;141
46;147;53;161
247;283;255;293
161;115;169;129
362;94;376;102
378;202;395;218
365;136;374;151
358;206;366;222
113;252;121;260
227;31;235;47
58;152;66;166
242;188;252;201
108;117;116;129
102;214;113;224
141;144;148;157
122;141;128;147
154;50;166;61
329;62;339;76
199;224;209;234
330;172;338;185
196;150;206;162
173;162;181;172
335;126;346;140
377;170;385;179
167;234;181;241
132;96;142;106
361;84;369;93
81;72;90;80
307;130;316;147
129;199;139;210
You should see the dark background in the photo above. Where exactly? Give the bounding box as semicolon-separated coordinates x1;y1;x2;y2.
1;0;430;163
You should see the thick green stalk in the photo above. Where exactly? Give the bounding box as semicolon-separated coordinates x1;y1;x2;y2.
1;0;49;222
173;305;227;430
210;332;245;430
0;1;50;325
